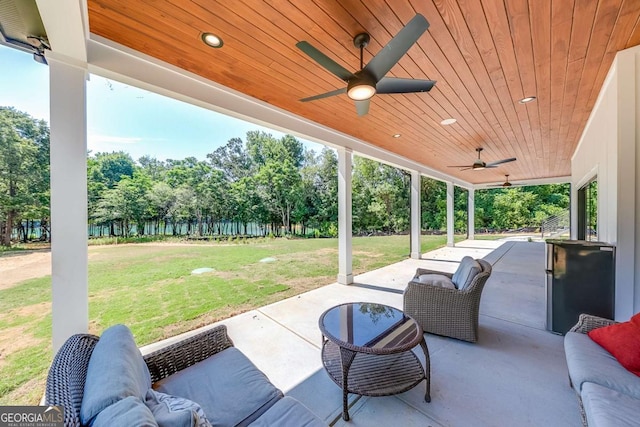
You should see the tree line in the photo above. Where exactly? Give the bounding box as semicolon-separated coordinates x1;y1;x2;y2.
0;107;570;246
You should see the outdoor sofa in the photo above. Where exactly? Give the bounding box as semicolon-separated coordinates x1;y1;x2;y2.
564;313;640;426
45;324;325;427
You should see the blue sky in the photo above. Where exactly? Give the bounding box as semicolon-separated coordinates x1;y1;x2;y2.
0;45;321;162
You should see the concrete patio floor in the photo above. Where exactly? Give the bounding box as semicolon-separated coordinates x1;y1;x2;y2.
142;239;582;426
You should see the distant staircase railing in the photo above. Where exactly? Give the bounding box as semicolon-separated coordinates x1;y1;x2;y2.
540;211;570;239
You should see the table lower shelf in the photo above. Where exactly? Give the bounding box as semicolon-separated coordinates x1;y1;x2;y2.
321;340;426;397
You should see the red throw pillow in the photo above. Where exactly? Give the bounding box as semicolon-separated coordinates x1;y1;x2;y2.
588;313;640;376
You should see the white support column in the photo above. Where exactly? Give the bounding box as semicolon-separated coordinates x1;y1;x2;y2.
410;171;421;259
468;189;475;240
447;182;455;247
49;56;89;352
337;148;353;284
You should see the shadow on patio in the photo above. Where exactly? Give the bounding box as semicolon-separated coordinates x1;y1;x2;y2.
141;239;581;426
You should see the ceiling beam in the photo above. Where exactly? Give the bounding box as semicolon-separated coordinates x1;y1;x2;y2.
35;0;88;62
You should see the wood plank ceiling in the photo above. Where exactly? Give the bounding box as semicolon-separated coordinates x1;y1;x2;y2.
87;0;640;184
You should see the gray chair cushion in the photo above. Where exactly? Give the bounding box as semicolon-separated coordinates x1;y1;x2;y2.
145;389;211;427
154;347;282;427
582;382;640;427
92;396;158;427
451;256;482;290
416;274;456;289
248;396;326;427
564;332;640;399
81;324;152;425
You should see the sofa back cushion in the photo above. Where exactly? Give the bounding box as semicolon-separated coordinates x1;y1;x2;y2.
80;324;152;424
452;257;482;290
416;274;456;289
92;396;158;427
588;313;640;376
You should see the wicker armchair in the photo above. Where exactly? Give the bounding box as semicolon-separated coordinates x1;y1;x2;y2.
403;259;492;343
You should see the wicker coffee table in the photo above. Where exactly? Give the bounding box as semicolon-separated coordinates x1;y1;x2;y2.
319;302;430;421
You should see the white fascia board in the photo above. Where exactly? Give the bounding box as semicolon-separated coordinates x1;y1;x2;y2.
474;175;571;190
35;0;88;62
86;35;473;189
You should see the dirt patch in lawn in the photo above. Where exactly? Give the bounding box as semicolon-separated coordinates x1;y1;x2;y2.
0;324;43;369
0;251;51;291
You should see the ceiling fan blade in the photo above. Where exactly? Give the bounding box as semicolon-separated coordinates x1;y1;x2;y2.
376;77;436;94
300;87;347;102
363;14;430;82
296;41;354;82
486;157;517;167
355;99;370;116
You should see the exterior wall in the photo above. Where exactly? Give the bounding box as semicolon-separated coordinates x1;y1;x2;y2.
571;45;640;319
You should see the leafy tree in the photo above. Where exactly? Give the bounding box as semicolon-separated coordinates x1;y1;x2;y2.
147;182;176;234
0;107;49;246
138;155;167;181
421;178;446;231
492;189;538;229
92;172;150;236
314;148;338;235
92;151;135;188
352;157;409;234
208;137;253;181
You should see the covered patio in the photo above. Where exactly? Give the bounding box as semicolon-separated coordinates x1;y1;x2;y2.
2;1;640;424
141;239;580;426
8;0;634;352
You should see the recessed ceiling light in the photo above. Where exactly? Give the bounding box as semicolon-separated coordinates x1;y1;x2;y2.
519;96;536;104
202;32;224;48
440;118;457;125
392;133;401;138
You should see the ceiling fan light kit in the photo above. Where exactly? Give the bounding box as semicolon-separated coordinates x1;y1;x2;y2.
347;76;376;100
296;14;436;116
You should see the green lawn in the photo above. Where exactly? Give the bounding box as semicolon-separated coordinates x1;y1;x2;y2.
0;234;453;404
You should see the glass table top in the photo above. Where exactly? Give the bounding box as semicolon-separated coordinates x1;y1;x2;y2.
319;302;421;351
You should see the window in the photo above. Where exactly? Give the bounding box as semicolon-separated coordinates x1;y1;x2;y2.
577;179;598;241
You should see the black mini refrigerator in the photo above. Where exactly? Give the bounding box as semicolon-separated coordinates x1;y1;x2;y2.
545;240;615;335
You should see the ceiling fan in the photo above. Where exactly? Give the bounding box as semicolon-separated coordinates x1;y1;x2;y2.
448;148;516;171
296;13;436;116
487;174;520;188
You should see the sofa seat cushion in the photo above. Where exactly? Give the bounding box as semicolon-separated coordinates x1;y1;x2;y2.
81;324;152;425
247;396;326;427
564;332;640;399
92;396;158;427
154;347;282;427
582;382;640;427
451;256;482;290
415;274;456;289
